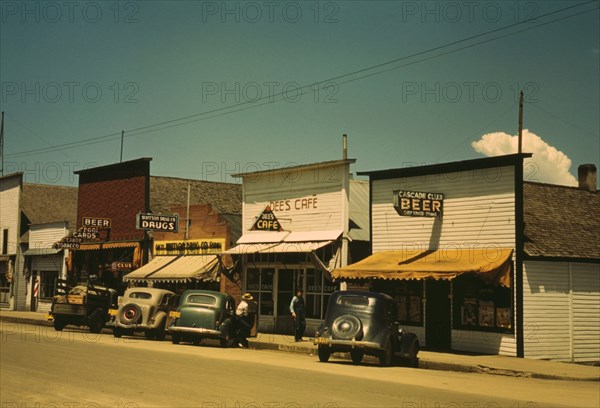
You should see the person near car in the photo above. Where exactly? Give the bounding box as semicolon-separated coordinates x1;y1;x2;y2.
289;289;306;342
236;293;254;348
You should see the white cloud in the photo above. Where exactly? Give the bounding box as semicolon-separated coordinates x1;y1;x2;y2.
471;130;578;186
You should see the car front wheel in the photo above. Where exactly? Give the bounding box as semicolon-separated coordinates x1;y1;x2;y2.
318;345;330;363
171;333;181;344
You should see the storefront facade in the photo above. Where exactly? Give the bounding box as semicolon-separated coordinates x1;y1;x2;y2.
335;154;599;361
69;158;151;291
24;222;70;313
224;159;369;334
0;173;23;310
124;203;241;292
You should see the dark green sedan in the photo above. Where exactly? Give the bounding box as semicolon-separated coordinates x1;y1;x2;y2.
168;290;237;348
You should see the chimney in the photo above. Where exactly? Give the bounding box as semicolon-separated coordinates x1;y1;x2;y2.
578;164;597;192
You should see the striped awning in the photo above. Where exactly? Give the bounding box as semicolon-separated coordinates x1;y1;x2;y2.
123;255;220;283
77;242;140;251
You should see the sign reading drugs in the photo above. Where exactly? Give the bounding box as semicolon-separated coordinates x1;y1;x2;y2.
251;206;282;231
137;213;179;232
394;190;444;218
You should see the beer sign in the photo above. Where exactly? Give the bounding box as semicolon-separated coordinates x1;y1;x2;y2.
394;190;444;218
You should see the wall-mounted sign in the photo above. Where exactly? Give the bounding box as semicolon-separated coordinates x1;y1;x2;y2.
154;239;225;256
54;226;104;249
251;206;282;231
73;227;99;240
82;217;111;229
269;195;318;212
393;190;444;218
136;213;179;232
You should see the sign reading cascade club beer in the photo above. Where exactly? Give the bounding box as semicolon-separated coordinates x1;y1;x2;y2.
136;213;179;232
393;190;444;218
251;206;283;231
154;239;225;256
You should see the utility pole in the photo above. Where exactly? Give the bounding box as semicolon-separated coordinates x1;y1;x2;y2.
0;111;4;176
185;182;191;240
120;130;124;162
518;90;524;154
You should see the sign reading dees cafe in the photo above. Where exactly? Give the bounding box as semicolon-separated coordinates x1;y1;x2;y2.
394;190;444;218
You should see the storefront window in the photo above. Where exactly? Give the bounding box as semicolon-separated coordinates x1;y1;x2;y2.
305;268;337;319
373;280;423;325
246;268;274;316
453;274;512;332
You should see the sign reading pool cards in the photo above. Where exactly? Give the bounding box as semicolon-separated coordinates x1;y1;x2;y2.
251;206;283;231
136;213;179;232
394;190;444;218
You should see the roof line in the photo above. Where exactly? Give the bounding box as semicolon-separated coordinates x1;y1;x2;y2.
231;159;357;178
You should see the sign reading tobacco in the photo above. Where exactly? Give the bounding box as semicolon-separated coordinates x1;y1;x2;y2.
136;213;179;232
251;206;282;231
394;190;444;218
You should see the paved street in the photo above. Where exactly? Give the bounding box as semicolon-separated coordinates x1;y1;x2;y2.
1;324;598;408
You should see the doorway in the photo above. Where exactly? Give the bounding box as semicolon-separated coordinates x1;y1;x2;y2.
275;268;302;333
425;279;451;350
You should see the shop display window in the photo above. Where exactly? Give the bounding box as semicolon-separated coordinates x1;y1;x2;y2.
453;274;512;333
246;267;274;316
305;268;337;319
373;280;423;325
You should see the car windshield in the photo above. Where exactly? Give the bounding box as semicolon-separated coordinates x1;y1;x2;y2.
337;295;369;307
187;294;217;305
129;292;152;299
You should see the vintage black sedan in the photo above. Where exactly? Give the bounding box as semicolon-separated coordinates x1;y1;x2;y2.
314;291;419;367
168;290;239;347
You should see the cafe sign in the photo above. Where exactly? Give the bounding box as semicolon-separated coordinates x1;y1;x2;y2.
393;190;444;218
154;239;225;256
251;206;282;231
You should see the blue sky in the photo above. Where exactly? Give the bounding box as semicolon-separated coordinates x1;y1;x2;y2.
1;0;598;186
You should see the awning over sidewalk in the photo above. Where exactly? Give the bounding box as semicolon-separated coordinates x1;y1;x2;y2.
333;248;514;287
123;255;220;283
23;248;62;256
225;230;342;255
123;256;177;281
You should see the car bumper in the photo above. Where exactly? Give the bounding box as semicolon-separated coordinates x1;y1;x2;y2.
313;337;382;350
168;326;222;337
107;322;157;331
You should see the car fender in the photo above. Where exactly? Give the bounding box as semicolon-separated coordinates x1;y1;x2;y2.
149;310;167;329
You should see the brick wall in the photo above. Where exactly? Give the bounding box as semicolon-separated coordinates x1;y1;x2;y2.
152;204;230;244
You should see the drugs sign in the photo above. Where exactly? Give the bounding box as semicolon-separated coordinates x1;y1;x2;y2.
137;213;179;232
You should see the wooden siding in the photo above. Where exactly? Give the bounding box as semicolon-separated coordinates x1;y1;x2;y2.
523;261;573;360
452;330;517;355
371;166;516;252
242;165;348;233
29;223;68;249
572;263;600;362
0;177;21;255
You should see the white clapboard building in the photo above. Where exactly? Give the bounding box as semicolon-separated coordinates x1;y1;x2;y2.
334;154;599;362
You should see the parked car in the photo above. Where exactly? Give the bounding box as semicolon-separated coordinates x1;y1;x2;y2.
107;287;179;340
313;291;419;367
168;290;255;347
48;279;118;333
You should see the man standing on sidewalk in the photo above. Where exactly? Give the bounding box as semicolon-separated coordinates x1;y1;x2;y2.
289;289;306;342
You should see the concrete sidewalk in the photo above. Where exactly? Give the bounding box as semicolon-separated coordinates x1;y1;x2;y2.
2;310;598;382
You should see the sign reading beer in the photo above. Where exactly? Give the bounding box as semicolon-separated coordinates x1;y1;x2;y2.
251;206;282;231
82;217;111;229
154;239;225;256
393;190;444;218
136;213;179;232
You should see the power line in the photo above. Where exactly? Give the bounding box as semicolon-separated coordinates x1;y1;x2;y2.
6;0;598;159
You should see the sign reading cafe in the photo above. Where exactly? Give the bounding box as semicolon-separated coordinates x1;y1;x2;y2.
393;190;444;218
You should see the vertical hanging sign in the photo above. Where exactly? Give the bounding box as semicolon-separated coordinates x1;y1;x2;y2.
251;206;283;231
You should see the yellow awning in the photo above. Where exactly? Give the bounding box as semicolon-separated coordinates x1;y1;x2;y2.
333;248;514;287
77;242;140;251
123;256;178;281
